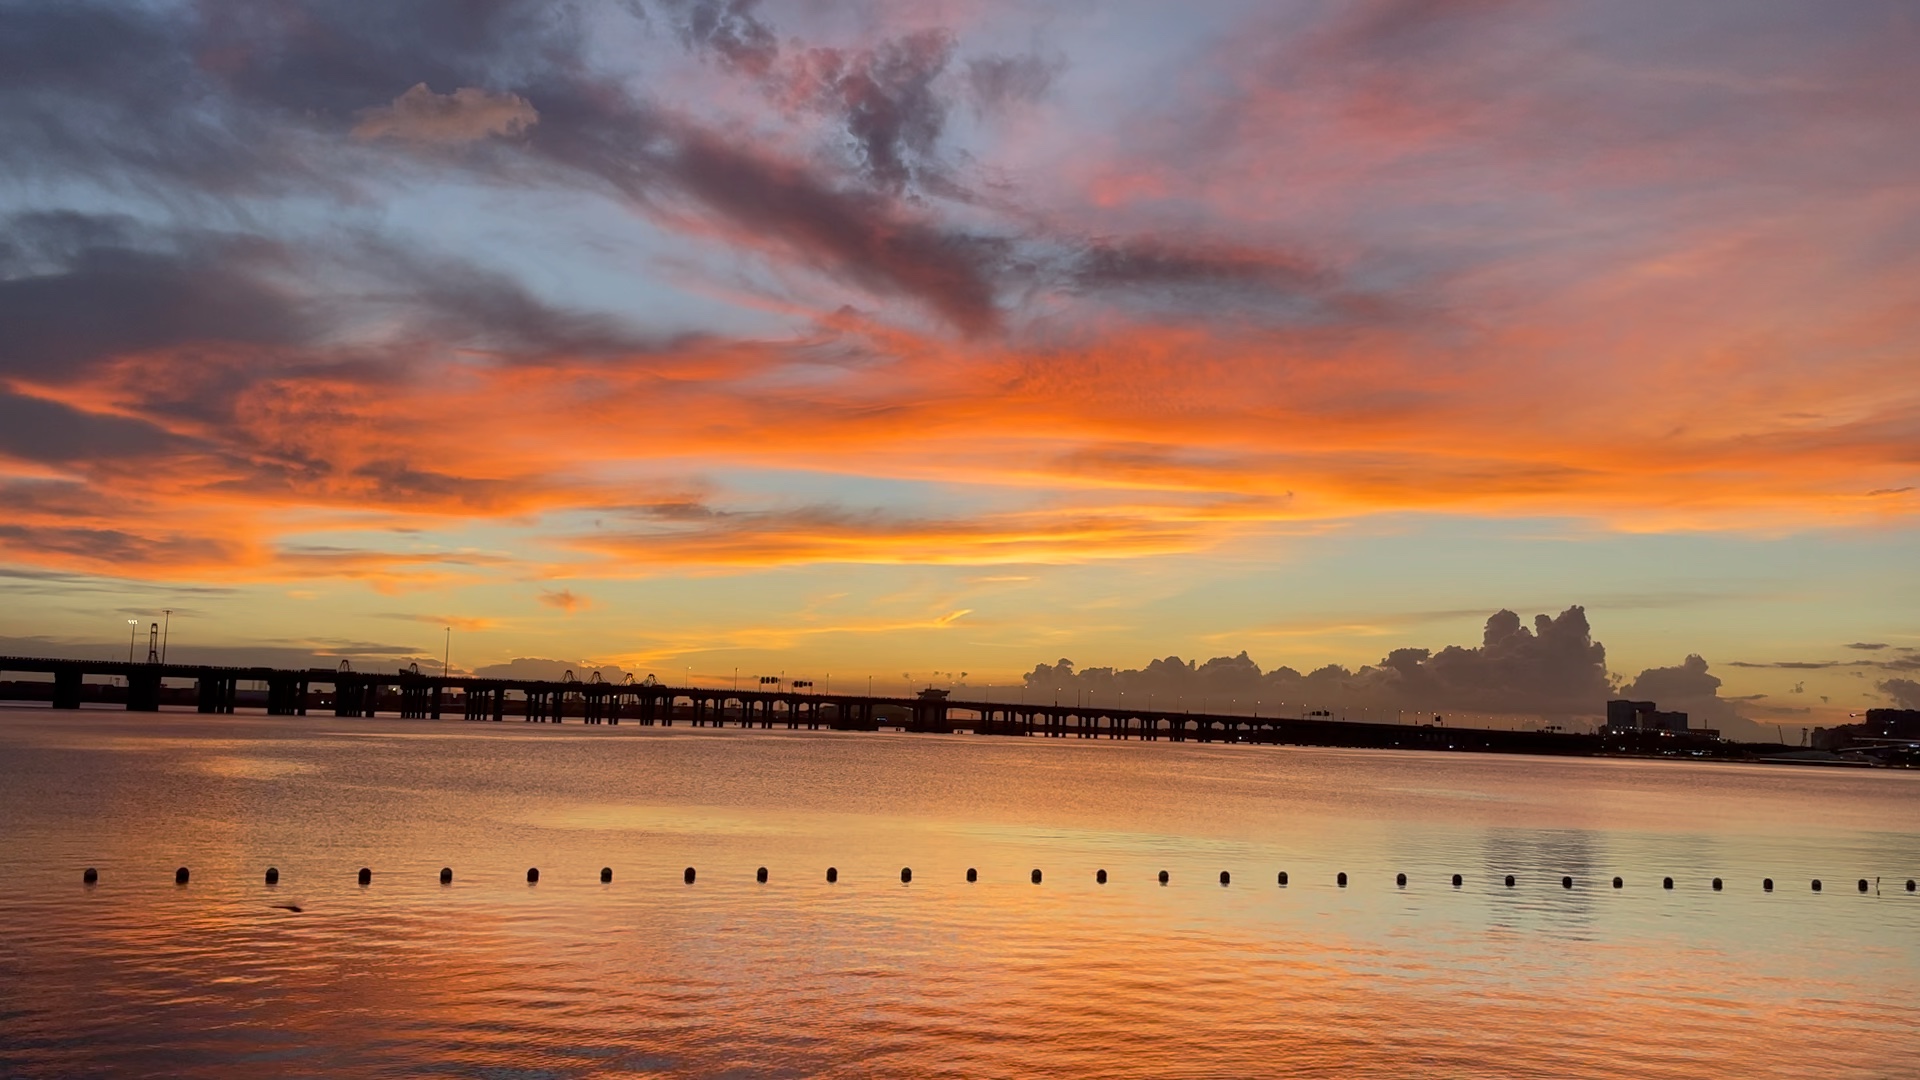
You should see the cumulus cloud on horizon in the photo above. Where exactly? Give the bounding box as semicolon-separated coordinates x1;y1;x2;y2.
1021;607;1612;717
1016;607;1771;734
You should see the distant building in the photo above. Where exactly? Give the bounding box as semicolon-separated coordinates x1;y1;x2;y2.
1812;708;1920;750
1606;698;1689;733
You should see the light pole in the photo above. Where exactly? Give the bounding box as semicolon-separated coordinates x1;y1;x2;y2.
443;627;451;679
127;619;138;664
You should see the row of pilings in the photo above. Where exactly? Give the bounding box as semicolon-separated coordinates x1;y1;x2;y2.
82;864;1920;895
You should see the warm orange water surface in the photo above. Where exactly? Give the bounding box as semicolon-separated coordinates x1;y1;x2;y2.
1;706;1916;1078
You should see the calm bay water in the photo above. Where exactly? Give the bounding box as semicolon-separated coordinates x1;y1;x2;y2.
1;705;1916;1078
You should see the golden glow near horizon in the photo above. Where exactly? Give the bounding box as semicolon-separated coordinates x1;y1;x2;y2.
2;2;1917;734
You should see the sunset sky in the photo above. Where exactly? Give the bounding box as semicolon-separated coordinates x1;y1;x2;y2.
3;0;1917;729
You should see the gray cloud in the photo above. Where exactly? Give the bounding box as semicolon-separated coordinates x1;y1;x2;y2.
0;524;238;568
665;0;780;77
1614;654;1785;740
1619;654;1731;718
1069;240;1323;292
967;51;1067;113
792;29;958;192
1058;237;1353;322
0;208;656;414
0;392;190;464
1845;642;1889;650
1880;678;1920;710
472;657;627;682
664;1;958;193
1022;606;1612;719
0;566;237;597
0;213;310;382
1724;655;1920;674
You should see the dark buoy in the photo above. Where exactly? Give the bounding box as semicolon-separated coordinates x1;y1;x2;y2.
601;867;612;883
175;866;189;885
684;866;696;885
826;867;838;883
966;868;977;883
1158;870;1169;885
1811;879;1822;892
1396;873;1406;888
1908;880;1916;892
527;867;539;884
1612;876;1623;889
1857;879;1869;893
756;867;768;883
901;867;912;884
1031;868;1043;884
1337;872;1348;887
1278;871;1289;886
1662;877;1673;890
440;867;453;884
1096;869;1108;884
1763;878;1773;891
358;867;371;885
1712;877;1722;891
1452;874;1462;887
83;867;98;885
1504;874;1515;888
1561;876;1573;889
265;867;279;886
1219;870;1231;886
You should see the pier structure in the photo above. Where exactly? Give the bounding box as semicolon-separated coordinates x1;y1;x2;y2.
0;654;1762;757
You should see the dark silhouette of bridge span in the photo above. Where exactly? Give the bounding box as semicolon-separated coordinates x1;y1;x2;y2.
0;654;1760;757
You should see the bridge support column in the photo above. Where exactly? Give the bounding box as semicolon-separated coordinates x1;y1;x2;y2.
334;680;358;717
127;669;161;712
52;669;83;709
266;676;303;715
197;675;235;714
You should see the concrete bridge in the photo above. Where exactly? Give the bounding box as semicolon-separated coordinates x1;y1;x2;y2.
0;654;1706;757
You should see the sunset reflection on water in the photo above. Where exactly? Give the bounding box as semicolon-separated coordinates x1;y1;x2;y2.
2;708;1915;1078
